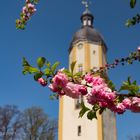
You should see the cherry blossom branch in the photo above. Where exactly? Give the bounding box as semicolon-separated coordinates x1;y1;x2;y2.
16;0;39;29
22;48;140;119
91;47;140;74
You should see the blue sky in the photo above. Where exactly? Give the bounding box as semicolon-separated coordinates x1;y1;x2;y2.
0;0;140;139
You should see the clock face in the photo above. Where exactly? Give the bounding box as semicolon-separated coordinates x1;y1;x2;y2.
77;44;83;49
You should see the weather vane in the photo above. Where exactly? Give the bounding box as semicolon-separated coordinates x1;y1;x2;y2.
82;0;91;10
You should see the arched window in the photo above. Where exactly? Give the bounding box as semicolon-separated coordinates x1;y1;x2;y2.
83;20;87;26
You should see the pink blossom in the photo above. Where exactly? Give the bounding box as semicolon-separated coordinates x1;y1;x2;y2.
63;82;81;99
22;6;27;13
26;0;30;3
27;13;31;17
104;91;116;101
84;75;105;86
27;3;35;8
38;78;47;87
115;103;126;114
132;97;140;104
92;76;105;86
87;82;116;110
87;94;97;105
130;97;140;113
52;72;68;88
48;84;59;92
99;101;108;108
57;90;65;96
49;72;68;93
23;3;36;15
90;85;115;102
84;74;93;83
122;98;131;109
88;85;102;102
137;46;140;52
27;3;36;14
79;85;88;95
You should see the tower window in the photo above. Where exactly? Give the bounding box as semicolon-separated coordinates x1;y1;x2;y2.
77;43;83;49
78;125;81;136
78;64;83;72
93;67;98;72
88;20;91;26
75;95;83;109
93;50;96;54
83;20;87;26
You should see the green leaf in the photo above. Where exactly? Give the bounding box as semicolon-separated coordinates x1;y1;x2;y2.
22;57;30;66
74;72;82;77
87;111;97;120
119;77;140;95
49;93;58;100
125;19;132;27
34;73;43;81
37;57;46;69
92;105;100;111
44;68;52;76
51;62;60;73
23;66;39;75
132;80;137;85
107;80;116;91
46;61;51;68
119;85;139;95
127;76;131;85
130;0;137;8
33;0;39;4
63;69;72;77
70;61;76;74
79;102;90;118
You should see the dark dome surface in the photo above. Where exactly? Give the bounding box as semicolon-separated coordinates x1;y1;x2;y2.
71;26;105;44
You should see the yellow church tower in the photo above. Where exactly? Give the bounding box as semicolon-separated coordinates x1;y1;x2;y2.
59;3;117;140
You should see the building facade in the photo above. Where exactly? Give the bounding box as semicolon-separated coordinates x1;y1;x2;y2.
58;7;117;140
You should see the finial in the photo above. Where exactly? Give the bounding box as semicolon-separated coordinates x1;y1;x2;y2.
82;0;91;10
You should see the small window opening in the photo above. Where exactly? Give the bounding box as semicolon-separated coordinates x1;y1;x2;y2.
78;64;83;72
78;125;81;136
92;67;98;72
88;20;91;26
93;50;96;54
75;95;83;109
83;20;87;26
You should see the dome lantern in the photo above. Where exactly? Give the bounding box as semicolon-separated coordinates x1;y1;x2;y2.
81;1;94;27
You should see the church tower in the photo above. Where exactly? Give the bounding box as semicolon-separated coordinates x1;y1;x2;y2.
58;3;117;140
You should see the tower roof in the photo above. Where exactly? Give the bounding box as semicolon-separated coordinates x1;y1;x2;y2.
70;26;106;46
69;4;107;52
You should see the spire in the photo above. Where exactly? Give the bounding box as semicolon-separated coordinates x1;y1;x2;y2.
81;0;94;27
82;0;89;11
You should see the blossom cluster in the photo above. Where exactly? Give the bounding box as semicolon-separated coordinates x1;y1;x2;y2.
16;0;37;29
37;71;140;114
48;72;88;98
85;74;116;108
85;74;140;114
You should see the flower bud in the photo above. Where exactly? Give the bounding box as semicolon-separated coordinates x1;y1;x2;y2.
38;78;47;87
